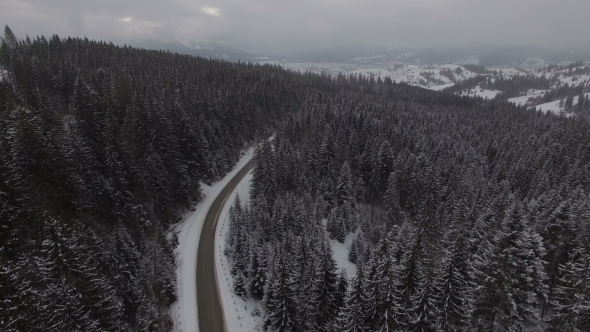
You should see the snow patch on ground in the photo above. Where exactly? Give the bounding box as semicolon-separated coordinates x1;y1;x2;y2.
533;99;566;115
170;149;254;332
215;171;265;332
559;73;590;87
530;92;590;117
330;232;357;278
508;89;549;106
458;85;501;99
430;83;455;91
488;66;527;77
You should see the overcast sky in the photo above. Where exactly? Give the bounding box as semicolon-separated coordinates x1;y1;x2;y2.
1;0;589;54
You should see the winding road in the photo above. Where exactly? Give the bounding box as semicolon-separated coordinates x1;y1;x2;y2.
196;160;252;332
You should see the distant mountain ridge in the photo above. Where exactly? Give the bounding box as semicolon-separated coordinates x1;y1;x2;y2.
123;39;590;68
126;39;262;62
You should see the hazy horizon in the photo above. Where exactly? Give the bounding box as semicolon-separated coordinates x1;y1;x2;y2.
2;0;590;54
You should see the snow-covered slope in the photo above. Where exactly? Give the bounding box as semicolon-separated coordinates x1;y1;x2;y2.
458;85;501;99
532;91;590;116
265;60;590;114
507;89;549;106
265;61;485;91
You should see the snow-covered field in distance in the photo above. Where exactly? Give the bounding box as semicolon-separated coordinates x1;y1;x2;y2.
263;60;484;91
532;91;590;117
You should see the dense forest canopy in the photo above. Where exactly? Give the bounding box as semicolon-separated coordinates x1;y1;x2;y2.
226;86;590;330
1;24;589;331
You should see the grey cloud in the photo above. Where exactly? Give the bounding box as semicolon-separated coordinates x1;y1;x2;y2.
1;0;589;54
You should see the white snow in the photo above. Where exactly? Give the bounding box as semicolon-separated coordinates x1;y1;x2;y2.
458;85;501;99
488;66;527;77
508;95;532;106
532;99;564;115
508;89;548;106
559;73;590;87
215;171;265;332
430;83;455;91
170;149;254;332
530;92;590;117
330;233;357;278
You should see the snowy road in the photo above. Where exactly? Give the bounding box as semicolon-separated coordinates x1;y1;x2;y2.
172;151;253;332
197;161;252;332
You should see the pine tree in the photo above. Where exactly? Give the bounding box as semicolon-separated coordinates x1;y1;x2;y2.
349;235;359;264
409;272;441;332
355;177;365;207
336;269;349;310
362;261;384;330
336;162;354;207
472;200;547;330
335;265;368;332
311;239;340;331
398;227;427;319
264;243;301;332
542;200;578;314
435;231;473;331
234;270;247;298
248;238;267;301
378;262;405;331
375;140;394;198
548;249;590;331
384;173;402;228
251;140;276;209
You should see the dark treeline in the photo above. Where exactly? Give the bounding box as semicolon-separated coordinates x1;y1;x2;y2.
226;84;590;330
0;26;405;331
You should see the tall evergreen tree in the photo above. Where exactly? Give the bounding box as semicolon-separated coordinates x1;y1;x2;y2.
548;249;590;331
472;200;547;330
264;243;301;332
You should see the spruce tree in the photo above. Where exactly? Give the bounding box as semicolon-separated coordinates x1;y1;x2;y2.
311;239;340;331
548;249;590;331
335;265;368;332
248;238;267;301
409;272;441;332
264;243;301;332
472;201;547;330
336;269;349;310
435;232;473;331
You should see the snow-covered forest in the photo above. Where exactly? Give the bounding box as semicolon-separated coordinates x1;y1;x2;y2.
225;85;590;330
0;26;295;331
1;24;590;331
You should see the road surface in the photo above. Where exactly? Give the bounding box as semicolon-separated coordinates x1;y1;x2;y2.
197;160;252;332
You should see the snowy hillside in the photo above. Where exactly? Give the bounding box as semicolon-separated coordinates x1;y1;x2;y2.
265;61;486;90
266;59;590;116
532;91;590;116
